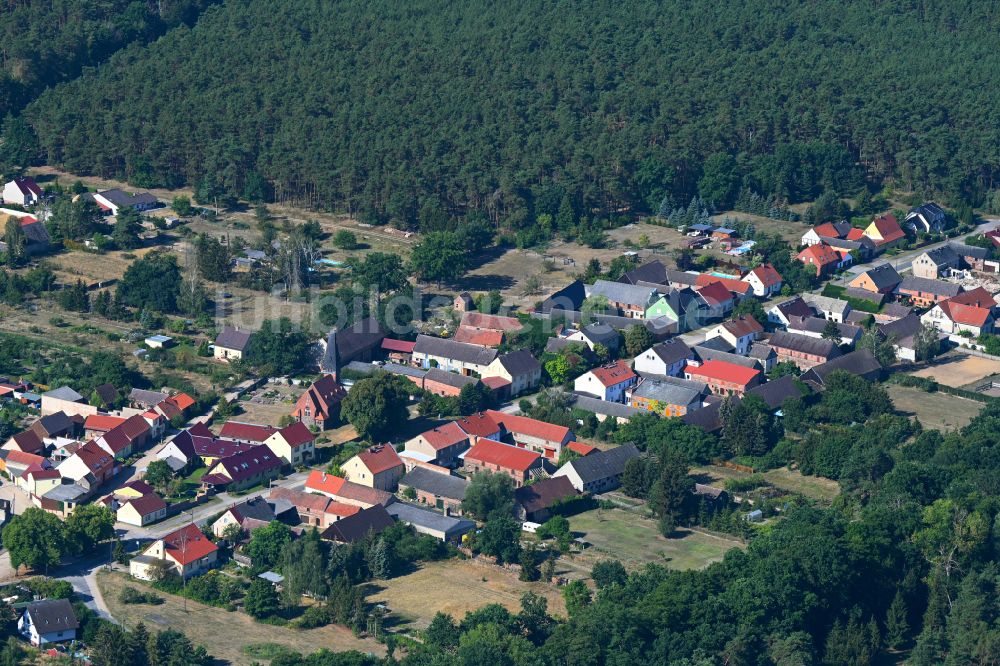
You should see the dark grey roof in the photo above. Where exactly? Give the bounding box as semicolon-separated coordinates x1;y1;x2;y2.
898;276;961;298
231;496;277;523
578;323;620;346
950;242;988;260
766;331;841;358
922;245;960;266
801;349;882;387
536;310;676;336
844;287;886;306
749;342;776;361
130;388;168;407
585;280;657;307
620;260;669;286
413;335;498;366
321;505;394;543
692;345;760;369
747;375;806;410
664;269;701;287
215;326;252;352
94;383;117;405
770;296;814;320
31;411;74;437
681;399;728;432
514;476;578;514
858;263;902;290
698;336;735;353
24;599;79;632
569;394;645;419
802;294;851;315
648;339;692;366
496;349;541;376
424;368;480;390
880;303;914;320
21;220;50;245
908;202;946;221
878;313;923;345
545;337;594;357
322;317;386;373
399;467;469;501
98;188;159;208
562;443;640;484
630;377;705;406
538;280;587;313
386;502;476;538
383;363;426;379
786;316;861;340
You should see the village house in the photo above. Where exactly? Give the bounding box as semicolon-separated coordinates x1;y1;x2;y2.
291;374;346;430
694;274;753;300
83;414;126;440
412;335;498;375
879;313;939;362
4;430;45;456
218;421;277;444
19;599;78;647
463;439;542;487
213;326;252;361
785;316;862;346
803;294;852;323
404;422;470;466
912;245;960;280
573;360;638;403
211;496;291;538
40;386;95;418
96;414;151;459
627;376;707;417
1;449;49;481
741;263;783;297
454;292;473;311
398;466;469;515
110;493;168;527
896;276;962;308
694;280;735;319
422;368;482;397
796;242;842;277
386;503;476;542
684;359;762;396
921;287;998;336
552;443;641;494
19;468;62;497
130;523;218;581
801;349;883;389
270;485;359;529
633;339;692;377
92;188;159;216
488;410;575;460
863;213;906;248
766;330;842;370
561;322;621;353
321;505;395;544
749;342;778;372
263;421;316;465
56;440;115;489
905;202;948;233
482;349;542;396
200;446;283;493
514;476;579;523
301;470;394;509
800;221;852;247
584;280;658;318
767;296;815;327
2;177;42;206
707;315;764;355
849;263;902;294
342;444;405;490
453;312;522;347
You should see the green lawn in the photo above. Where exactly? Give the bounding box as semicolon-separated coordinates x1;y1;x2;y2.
567;508;742;570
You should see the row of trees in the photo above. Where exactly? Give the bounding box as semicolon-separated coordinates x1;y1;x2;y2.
1;506;115;573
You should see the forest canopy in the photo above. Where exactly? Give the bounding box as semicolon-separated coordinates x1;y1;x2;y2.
17;0;1000;231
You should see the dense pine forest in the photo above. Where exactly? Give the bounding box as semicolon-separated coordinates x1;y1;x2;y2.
9;0;1000;231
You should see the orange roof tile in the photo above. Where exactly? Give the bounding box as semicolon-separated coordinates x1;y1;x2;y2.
586;360;637;388
744;263;783;288
162;524;218;566
452;327;505;347
465;439;540;473
486;410;573;445
84;414;126;432
685;360;761;387
356;445;403;475
306;469;347;495
418;422;470;451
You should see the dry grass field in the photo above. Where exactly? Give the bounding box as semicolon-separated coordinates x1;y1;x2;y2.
886;384;983;431
97;571;384;665
692;465;841;503
365;559;566;631
908;354;1000;388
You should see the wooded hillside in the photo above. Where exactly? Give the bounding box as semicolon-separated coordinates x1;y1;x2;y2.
19;0;1000;227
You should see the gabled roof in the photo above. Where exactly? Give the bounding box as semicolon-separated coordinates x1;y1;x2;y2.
494;349;541;376
770;296;815;321
950;287;996;308
219;421;278;443
796;243;840;266
867;214;905;245
802;293;851;316
355;444;403;476
743;264;782;288
215;326;252;352
84;414;126;432
415;422;469;451
692;345;760;369
43;386;84;403
720;315;764;338
538;280;587;313
786;316;860;340
951;242;989;260
465;439;540;472
227;496;277;524
566;441;598;456
24;599;78;633
747;375;805;410
206;447;282;484
812;221;850;239
487;409;573;445
305;469;346;496
73;440;114;475
620;260;669;286
399;466;469;501
321;505;394;543
897;276;961;298
424;368;480;390
801;349;882;387
939;301;993;327
853;263;902;291
8;176;42;198
386;502;476;537
694;274;753;296
123;493;167;516
561;443;640;484
130;388;168;407
455;412;504;439
646;339;692;366
920;245;960;267
8;430;44;455
381;338;416;353
586;279;657;308
275;421;315;448
767;330;841;358
630;377;705;407
514;476;578;514
460;312;523;332
413;335;498;366
585;360;637;388
161;523;218;565
695;281;734;307
452;327;504;347
685;360;761;386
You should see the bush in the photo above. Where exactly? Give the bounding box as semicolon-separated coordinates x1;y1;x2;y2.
723;474;770;493
294;604;332;629
118;586;164;605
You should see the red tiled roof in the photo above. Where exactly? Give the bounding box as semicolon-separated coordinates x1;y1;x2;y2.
207;447;281;483
84;415;126;432
99;428;131;454
381;338;416;353
845;228;866;241
796;243;840;266
276;421;315;448
455;412;503;439
869;214;905;245
586;360;637;388
325;501;361;517
162;524;218;566
155;400;183;420
5;449;46;466
124;480;155;495
167;392;196;412
940;301;993;327
566;441;598;456
418;422;469;451
356;445;403;475
305;469;346;495
459;312;523;331
951;287;995;308
118;414;150;440
744;263;783;288
452;327;505;347
272;486;334;513
813;222;844;239
695;280;733;307
487;410;573;445
8;430;44;454
75;440;113;475
25;467;60;480
481;376;511;390
465;439;540;473
695;274;753;296
685;360;761;387
219;421;277;443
